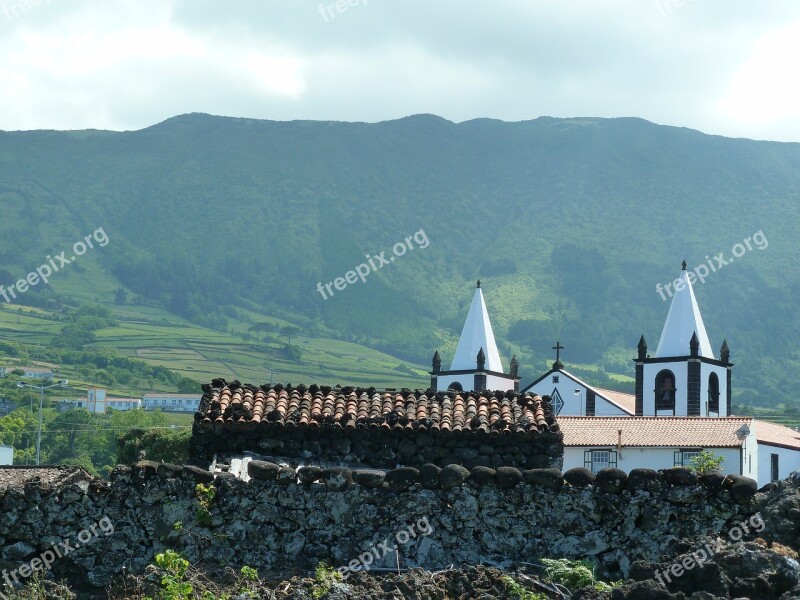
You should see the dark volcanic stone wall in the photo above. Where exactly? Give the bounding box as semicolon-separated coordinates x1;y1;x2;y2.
191;426;564;470
0;464;760;590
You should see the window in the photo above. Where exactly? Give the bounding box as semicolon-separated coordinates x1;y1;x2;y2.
655;370;676;416
551;388;564;415
162;399;167;405
584;449;617;473
708;373;720;415
447;382;463;392
771;453;779;482
674;448;702;467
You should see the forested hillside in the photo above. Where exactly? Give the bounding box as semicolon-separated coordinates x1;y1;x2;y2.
0;114;798;406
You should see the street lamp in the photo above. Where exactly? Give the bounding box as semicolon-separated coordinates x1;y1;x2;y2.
17;379;68;465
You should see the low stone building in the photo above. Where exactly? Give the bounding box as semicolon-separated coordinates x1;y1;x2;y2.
191;381;563;471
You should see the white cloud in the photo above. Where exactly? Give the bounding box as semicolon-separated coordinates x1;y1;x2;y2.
0;0;798;141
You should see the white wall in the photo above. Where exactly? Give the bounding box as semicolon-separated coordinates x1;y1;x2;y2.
528;374;628;416
643;362;688;416
435;374;515;392
756;443;800;488
0;445;13;465
699;363;728;417
564;445;743;477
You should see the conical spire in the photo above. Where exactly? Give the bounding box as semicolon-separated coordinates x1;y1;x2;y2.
720;339;730;363
476;347;486;370
450;283;503;372
510;354;519;378
637;335;648;360
432;350;441;373
655;263;714;358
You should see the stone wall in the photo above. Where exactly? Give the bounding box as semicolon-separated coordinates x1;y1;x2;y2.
0;463;759;590
191;425;564;470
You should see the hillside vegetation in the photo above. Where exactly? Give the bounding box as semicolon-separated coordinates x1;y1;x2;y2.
0;114;798;405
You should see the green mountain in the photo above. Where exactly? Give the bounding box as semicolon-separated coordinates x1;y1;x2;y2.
0;113;798;405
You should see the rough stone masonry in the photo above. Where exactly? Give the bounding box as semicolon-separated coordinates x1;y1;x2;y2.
0;463;759;590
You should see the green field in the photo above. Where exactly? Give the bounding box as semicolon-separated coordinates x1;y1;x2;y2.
0;293;430;397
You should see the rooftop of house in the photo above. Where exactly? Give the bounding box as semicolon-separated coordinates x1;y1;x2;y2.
194;382;554;435
752;419;800;450
0;466;92;490
593;386;636;415
558;416;800;450
558;416;753;447
143;393;202;399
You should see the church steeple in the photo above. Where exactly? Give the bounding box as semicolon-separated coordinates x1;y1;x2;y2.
636;260;731;418
431;281;519;393
449;281;503;372
656;261;714;358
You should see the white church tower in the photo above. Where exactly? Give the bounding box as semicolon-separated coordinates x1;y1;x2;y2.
634;261;732;417
431;281;519;392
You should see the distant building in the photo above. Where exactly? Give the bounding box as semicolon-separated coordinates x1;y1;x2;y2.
0;445;13;466
143;393;201;413
0;366;54;380
58;388;142;414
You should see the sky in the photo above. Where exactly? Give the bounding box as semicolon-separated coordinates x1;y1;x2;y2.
1;0;799;142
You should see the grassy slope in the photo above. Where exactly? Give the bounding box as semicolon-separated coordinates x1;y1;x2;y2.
0;114;798;405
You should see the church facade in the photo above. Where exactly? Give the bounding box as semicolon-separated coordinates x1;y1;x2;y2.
436;264;800;488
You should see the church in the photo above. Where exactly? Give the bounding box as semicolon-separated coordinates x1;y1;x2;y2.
430;263;800;488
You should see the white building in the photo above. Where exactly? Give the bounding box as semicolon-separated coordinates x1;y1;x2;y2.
522;261;800;488
559;416;800;488
560;416;757;481
0;366;54;380
523;361;634;417
430;281;519;393
0;445;13;466
59;388;142;414
142;392;201;413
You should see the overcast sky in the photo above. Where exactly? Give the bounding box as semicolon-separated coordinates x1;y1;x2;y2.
1;0;798;141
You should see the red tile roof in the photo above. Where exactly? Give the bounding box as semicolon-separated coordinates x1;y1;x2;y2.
195;383;553;434
558;416;753;447
593;387;636;415
753;419;800;450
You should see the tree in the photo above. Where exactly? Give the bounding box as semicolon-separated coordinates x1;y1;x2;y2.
177;376;200;394
280;325;300;346
248;322;275;345
688;450;724;474
48;409;96;460
114;287;128;305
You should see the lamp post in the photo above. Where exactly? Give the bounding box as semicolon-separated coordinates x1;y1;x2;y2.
17;379;68;465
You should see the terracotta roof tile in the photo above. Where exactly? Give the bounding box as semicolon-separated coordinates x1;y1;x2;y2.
196;383;555;435
753;419;800;450
593;387;636;415
558;416;752;447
